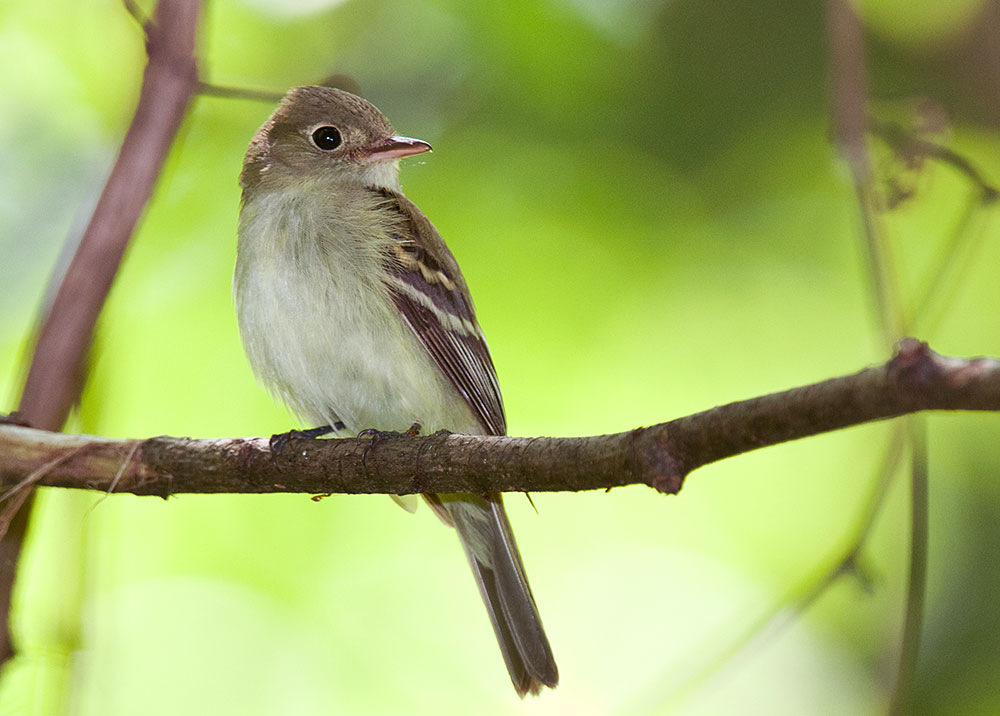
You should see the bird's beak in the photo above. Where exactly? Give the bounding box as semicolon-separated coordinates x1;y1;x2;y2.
364;135;432;161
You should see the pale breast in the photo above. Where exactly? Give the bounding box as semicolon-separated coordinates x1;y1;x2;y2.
234;187;480;434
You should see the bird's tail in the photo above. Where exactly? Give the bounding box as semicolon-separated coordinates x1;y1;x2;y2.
439;492;558;697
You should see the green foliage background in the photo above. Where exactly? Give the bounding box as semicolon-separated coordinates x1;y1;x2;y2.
1;0;999;713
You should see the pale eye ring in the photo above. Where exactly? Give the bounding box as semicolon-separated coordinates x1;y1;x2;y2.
311;126;342;150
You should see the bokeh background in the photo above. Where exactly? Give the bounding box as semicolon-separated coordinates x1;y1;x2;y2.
2;0;999;714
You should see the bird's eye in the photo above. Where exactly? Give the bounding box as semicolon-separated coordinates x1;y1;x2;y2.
311;126;342;151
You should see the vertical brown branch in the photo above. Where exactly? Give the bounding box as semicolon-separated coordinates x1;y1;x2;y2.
2;0;202;667
826;0;869;174
827;1;928;709
827;0;903;341
18;0;201;430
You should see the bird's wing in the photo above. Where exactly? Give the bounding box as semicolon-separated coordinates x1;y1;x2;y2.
373;188;506;437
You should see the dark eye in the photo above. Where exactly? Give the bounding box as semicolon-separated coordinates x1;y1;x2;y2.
311;126;342;151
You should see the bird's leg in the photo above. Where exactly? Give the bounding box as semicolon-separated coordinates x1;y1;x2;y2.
269;424;336;455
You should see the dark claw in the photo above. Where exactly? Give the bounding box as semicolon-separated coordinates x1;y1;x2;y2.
357;424;421;467
269;425;334;455
358;428;386;468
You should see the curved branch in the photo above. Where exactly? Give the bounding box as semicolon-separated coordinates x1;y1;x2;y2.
19;0;201;431
1;340;997;498
2;0;202;668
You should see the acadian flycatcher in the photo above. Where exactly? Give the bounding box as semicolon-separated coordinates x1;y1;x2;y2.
234;86;558;696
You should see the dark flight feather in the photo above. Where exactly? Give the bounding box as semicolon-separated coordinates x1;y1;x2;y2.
367;186;557;696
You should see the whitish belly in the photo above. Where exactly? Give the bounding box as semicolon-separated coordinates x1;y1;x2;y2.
235;249;478;435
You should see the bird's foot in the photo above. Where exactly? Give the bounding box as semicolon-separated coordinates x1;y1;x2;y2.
358;423;422;466
269;424;335;455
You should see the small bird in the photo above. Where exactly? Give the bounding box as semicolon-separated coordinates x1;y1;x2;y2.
234;86;558;696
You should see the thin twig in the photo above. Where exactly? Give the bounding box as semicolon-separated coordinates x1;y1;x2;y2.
122;0;150;31
107;440;142;496
828;0;905;341
196;82;285;103
625;422;906;714
853;178;906;339
889;418;929;715
82;439;143;518
827;3;924;711
867;117;999;335
912;193;996;335
870;119;1000;204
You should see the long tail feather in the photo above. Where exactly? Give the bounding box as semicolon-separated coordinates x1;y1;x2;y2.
444;493;558;697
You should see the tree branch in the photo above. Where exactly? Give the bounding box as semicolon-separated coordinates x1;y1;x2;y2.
3;0;202;667
1;340;996;498
19;0;201;431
